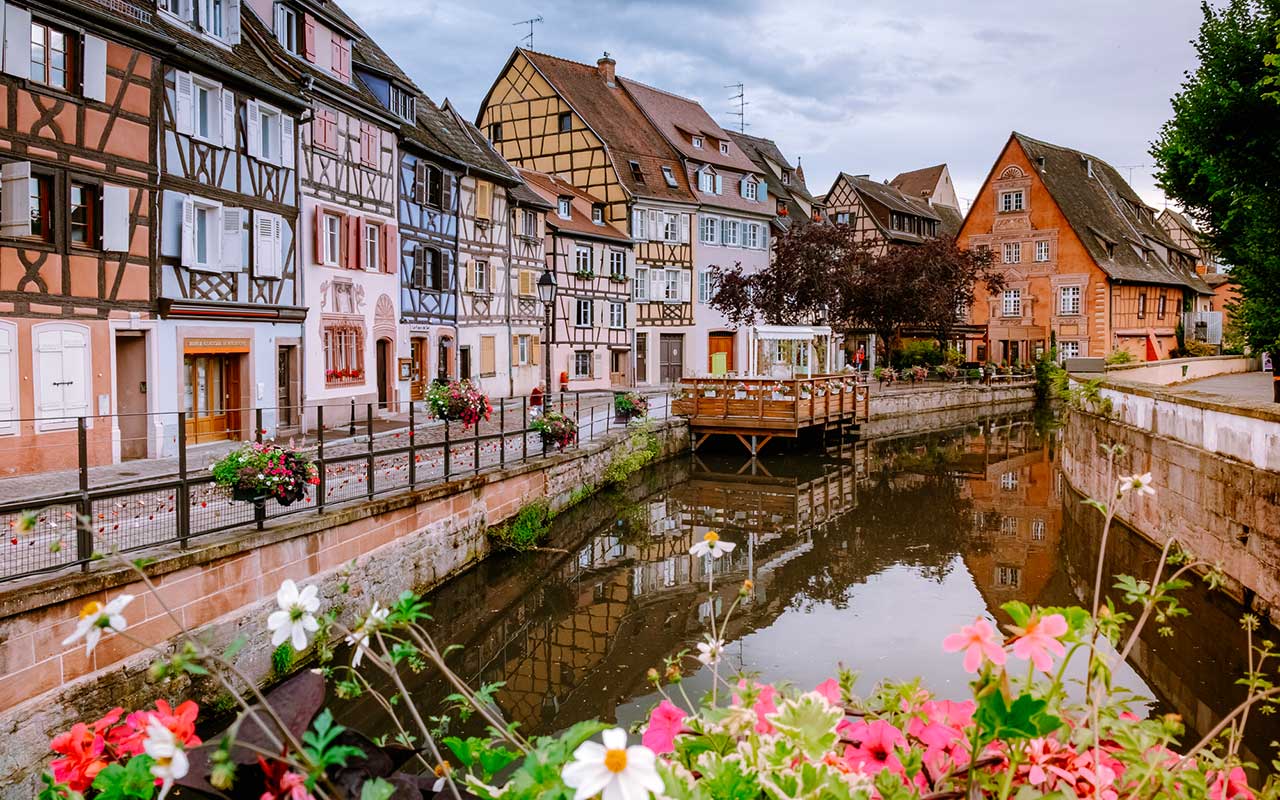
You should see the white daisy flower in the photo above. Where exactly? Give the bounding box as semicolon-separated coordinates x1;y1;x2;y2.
689;530;735;560
345;600;390;668
62;594;134;656
144;715;189;800
266;579;320;651
1119;472;1156;497
695;637;725;667
561;727;663;800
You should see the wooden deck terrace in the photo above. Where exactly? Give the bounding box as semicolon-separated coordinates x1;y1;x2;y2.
672;375;870;454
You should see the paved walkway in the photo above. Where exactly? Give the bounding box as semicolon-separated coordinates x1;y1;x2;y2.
1179;371;1275;404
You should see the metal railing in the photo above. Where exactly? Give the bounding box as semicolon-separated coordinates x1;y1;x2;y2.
0;390;671;584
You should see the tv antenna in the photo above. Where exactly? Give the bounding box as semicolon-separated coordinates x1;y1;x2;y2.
514;15;543;49
725;82;748;132
1117;163;1145;185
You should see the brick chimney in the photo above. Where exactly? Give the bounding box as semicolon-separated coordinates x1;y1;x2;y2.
597;53;616;87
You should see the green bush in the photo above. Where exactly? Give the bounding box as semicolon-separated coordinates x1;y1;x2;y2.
489;500;553;552
1104;348;1135;365
1033;353;1069;404
892;340;944;368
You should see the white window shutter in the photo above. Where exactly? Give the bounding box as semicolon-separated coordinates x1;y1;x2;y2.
220;88;236;148
651;269;666;302
222;207;244;270
246;100;260;158
272;214;284;276
0;325;13;435
594;299;603;327
82;35;108;103
253;210;283;278
647;209;659;241
680;270;691;302
2;4;30;79
679;213;689;243
177;0;192;22
175;72;193;135
0;160;30;237
281;114;295;169
180;195;195;266
59;330;89;420
102;185;130;252
226;0;241;43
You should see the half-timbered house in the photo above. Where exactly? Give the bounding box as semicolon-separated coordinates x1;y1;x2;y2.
960;133;1212;364
889;164;964;236
0;0;160;474
477;50;698;386
152;4;307;446
626;81;773;377
519;168;635;389
250;0;403;419
822;172;946;256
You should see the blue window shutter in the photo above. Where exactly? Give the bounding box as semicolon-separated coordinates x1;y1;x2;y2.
738;178;746;198
714;174;722;194
758;182;767;204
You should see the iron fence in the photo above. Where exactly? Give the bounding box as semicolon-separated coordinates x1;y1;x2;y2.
0;390;672;583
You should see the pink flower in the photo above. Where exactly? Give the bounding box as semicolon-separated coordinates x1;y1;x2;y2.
641;699;688;754
1010;613;1068;673
814;679;842;705
942;618;1007;672
842;719;906;776
1209;767;1254;800
733;680;778;734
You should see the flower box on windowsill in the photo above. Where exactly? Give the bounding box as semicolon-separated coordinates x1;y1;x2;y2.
324;369;364;385
575;269;595;281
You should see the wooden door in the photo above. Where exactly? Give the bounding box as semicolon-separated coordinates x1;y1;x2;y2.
223;357;242;439
184;355;240;442
376;339;391;407
609;350;629;387
277;346;296;428
635;333;647;384
410;338;428;400
115;334;147;459
659;334;683;383
708;332;734;374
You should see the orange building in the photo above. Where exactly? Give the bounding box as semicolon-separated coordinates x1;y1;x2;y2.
960;133;1211;364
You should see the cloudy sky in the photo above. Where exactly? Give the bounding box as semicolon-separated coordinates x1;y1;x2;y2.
344;0;1207;211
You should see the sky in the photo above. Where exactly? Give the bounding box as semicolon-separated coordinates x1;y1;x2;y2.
343;0;1208;212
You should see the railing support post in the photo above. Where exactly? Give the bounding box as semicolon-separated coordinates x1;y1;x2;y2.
316;406;326;513
522;396;528;462
255;408;264;443
408;399;417;489
499;399;506;469
443;418;452;479
75;417;92;570
177;412;190;548
366;403;375;500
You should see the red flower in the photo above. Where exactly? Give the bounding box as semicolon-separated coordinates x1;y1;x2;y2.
50;722;111;791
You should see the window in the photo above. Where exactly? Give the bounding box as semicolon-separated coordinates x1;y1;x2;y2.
472;260;488;293
835;212;850;225
1059;341;1080;362
692;135;703;149
996;566;1021;587
521;209;537;237
412;246;443;290
1032;519;1046;541
633;267;648;301
194;204;214;265
69;182;99;247
663;213;679;242
198;0;225;38
489;122;502;142
558;111;571;133
390;85;415;122
660;166;677;187
256;103;281;164
363;221;380;272
575;298;592;327
1059;285;1081;315
1157;292;1167;320
609;301;624;329
629;161;645;184
609;250;625;279
575;245;592;274
573;350;592;378
1035;240;1050;262
700;215;718;245
275;4;299;54
697;270;719;304
1000;471;1018;491
1137;292;1147;319
744;222;760;249
30;20;73;91
1003;242;1021;264
1002;289;1021;318
999;190;1024;212
782;170;791;185
591;204;604;224
698;170;721;194
321;212;341;266
517;334;530;365
743;179;757;201
664;268;681;302
1000;517;1019;536
192;77;220;142
721;219;739;247
719;141;729;155
322;322;364;384
557;197;571;219
27;173;53;242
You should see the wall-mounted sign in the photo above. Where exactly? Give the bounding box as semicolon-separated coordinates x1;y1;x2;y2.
184;338;251;354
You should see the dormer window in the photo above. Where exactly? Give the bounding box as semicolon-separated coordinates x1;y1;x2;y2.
197;0;225;39
274;3;300;54
391;86;415;122
591;204;604;224
660;166;677;188
489;122;502;142
782;170;791;186
719;141;729;155
629;160;645;184
557;197;571;219
692;136;704;149
698;168;721;195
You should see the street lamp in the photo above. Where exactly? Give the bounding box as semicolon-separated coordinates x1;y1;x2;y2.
537;267;557;406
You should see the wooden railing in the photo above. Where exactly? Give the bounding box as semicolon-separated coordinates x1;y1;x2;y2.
671;374;870;433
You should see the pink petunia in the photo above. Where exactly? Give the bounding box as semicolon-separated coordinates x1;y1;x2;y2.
733;680;778;734
1209;766;1254;800
942;618;1007;673
814;678;842;705
842;719;907;776
1010;613;1068;673
641;699;688;754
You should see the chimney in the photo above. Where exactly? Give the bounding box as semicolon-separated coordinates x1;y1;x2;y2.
597;53;616;87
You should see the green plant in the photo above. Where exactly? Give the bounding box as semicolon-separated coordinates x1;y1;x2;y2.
271;642;294;677
209;441;318;505
425;380;492;428
892;339;944;368
602;421;660;486
489;500;553;552
531;411;578;450
566;485;594;508
1033;352;1068;405
614;391;649;420
1104;348;1135;365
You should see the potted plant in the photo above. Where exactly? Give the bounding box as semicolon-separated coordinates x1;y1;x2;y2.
910;365;929;383
614;391;649;423
574;267;595;281
210;440;318;506
425;379;493;429
531;410;578;450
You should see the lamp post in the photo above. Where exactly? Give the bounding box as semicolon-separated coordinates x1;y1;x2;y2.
537;267;557;409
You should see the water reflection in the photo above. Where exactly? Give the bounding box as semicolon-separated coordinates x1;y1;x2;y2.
332;416;1277;770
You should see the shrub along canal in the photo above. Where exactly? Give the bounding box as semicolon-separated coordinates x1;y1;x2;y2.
332;413;1278;771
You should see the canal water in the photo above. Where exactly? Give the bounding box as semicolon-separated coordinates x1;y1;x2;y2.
333;413;1277;770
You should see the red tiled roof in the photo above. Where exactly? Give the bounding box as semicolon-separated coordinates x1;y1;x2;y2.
519;49;695;204
621;79;758;173
889;164;946;202
517;168;631;241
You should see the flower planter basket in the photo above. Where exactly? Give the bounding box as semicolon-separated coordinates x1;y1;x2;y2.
211;441;318;507
425;379;492;429
532;410;578;450
232;488;269;504
614;391;649;423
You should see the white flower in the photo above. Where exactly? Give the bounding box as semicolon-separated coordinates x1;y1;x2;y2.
562;727;663;800
345;600;390;668
689;530;736;560
143;715;189;800
695;637;725;667
1119;472;1156;497
62;594;134;656
267;579;320;651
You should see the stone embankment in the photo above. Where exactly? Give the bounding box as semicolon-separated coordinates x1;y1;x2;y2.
863;383;1036;437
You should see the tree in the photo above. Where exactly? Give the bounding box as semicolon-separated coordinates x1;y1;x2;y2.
871;238;1002;351
1151;0;1280;401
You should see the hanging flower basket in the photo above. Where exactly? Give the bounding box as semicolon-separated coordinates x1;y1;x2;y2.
614;391;649;423
211;441;318;506
425;379;493;429
532;410;578;450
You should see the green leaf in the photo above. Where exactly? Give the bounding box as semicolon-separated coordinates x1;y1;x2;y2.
222;635;248;661
360;778;397;800
1001;600;1032;628
767;693;842;760
91;756;157;800
974;691;1063;743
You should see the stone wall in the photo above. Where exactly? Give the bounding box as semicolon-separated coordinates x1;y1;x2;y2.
0;420;688;796
862;384;1035;438
1061;407;1280;625
1103;355;1259;386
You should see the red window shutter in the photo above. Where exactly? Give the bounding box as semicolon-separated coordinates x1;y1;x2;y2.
303;14;317;62
382;224;397;273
